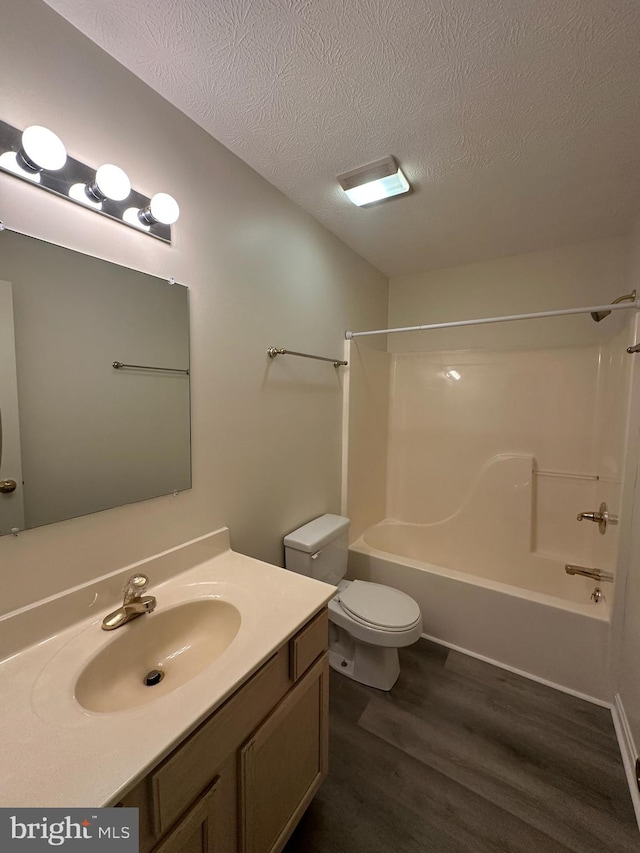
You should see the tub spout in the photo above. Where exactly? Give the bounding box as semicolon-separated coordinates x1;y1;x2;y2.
565;564;614;582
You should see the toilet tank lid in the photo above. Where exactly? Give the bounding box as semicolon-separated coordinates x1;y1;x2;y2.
284;514;350;552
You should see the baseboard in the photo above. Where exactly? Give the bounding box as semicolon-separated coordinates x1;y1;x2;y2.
421;632;612;708
611;693;640;830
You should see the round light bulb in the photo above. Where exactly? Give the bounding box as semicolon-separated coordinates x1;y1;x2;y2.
92;164;131;201
0;151;41;183
124;207;150;231
149;192;180;225
69;182;102;209
20;125;67;171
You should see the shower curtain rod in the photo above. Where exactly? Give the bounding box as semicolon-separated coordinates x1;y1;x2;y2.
345;299;640;340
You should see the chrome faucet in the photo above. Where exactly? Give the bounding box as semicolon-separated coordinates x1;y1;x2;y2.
101;573;157;631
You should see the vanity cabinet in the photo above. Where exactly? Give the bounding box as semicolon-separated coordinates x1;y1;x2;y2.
116;608;329;853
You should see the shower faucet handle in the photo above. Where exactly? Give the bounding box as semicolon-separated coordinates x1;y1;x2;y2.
577;511;603;522
576;502;618;534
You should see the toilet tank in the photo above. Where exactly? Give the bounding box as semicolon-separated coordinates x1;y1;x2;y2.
284;514;350;585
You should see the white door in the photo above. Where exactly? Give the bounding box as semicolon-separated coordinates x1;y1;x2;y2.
0;280;25;533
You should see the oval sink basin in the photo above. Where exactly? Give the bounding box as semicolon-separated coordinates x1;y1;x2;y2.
75;599;241;713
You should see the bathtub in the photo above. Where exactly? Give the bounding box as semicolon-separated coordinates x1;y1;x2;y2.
348;518;613;702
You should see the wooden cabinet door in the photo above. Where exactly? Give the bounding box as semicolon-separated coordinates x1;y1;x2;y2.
153;777;220;853
239;654;329;853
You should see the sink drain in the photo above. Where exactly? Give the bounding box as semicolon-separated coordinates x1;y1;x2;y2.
143;669;165;687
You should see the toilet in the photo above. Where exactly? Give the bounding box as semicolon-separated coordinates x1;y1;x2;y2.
284;514;422;691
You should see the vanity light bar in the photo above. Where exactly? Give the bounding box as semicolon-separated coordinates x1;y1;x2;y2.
0;119;179;243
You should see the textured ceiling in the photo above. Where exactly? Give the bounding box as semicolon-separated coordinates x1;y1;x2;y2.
43;0;640;276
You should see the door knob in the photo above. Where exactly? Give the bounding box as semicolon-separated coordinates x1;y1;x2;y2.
0;479;17;493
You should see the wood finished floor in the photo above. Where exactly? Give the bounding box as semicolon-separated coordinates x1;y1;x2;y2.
284;640;639;853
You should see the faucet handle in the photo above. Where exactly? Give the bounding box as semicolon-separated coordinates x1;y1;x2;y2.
123;573;149;600
577;511;601;522
576;502;618;534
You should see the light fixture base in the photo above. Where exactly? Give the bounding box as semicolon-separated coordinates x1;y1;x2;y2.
16;150;41;173
0;119;173;243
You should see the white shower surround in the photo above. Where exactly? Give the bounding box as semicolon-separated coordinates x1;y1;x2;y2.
348;453;613;701
343;314;632;703
359;455;602;603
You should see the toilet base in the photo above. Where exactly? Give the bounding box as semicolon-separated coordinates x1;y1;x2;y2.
328;625;400;691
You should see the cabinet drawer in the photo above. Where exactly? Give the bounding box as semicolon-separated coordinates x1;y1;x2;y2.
289;609;328;681
150;645;290;837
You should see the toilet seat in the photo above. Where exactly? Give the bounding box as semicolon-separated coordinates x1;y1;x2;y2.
337;580;421;632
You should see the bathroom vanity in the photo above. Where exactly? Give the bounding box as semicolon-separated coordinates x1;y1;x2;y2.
0;528;334;853
117;609;329;852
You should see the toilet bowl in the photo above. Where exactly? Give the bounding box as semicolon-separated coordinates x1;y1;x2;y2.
284;514;423;691
327;579;422;690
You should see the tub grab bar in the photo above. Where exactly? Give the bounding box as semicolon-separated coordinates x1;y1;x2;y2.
565;564;614;582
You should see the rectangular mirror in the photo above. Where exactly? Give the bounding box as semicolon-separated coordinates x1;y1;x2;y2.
0;229;191;535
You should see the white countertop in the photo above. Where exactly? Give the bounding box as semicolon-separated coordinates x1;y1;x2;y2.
0;529;334;807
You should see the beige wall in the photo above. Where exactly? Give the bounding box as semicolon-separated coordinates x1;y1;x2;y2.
388;236;630;353
0;0;388;615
